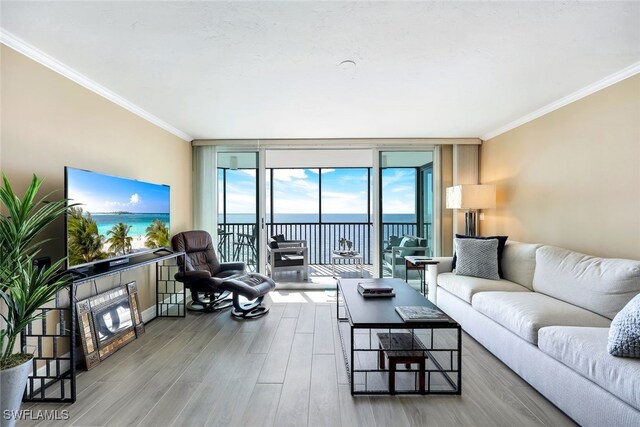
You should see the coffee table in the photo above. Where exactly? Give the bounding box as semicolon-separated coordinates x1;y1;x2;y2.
336;278;461;395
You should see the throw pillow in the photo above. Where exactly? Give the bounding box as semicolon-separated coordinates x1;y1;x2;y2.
268;239;282;262
608;294;640;358
398;237;418;256
455;238;500;280
452;234;508;278
271;234;286;243
385;235;402;251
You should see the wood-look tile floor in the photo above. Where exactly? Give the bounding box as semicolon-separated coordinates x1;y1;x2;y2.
19;291;576;427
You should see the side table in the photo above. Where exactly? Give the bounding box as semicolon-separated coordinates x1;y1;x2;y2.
404;256;439;301
331;252;364;278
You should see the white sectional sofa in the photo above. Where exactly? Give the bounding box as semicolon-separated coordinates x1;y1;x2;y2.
428;241;640;426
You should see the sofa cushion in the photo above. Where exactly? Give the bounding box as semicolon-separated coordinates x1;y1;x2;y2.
500;241;541;290
539;326;640;410
385;235;402;251
472;292;611;344
438;273;530;304
398;236;419;256
533;246;640;319
454;238;500;280
608;294;640;358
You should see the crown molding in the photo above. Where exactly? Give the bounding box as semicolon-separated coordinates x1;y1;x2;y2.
481;61;640;141
0;29;193;142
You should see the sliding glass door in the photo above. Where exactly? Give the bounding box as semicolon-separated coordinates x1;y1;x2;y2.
217;152;260;271
379;151;434;279
266;167;372;265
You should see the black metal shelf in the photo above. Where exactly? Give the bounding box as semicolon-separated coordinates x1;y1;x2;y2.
21;251;185;403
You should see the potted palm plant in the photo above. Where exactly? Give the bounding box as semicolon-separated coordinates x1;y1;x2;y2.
0;174;72;427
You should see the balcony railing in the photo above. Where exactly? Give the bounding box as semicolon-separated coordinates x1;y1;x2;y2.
218;222;432;269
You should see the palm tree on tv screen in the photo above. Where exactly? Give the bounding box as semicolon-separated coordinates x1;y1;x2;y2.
106;222;133;255
145;219;169;249
67;207;107;264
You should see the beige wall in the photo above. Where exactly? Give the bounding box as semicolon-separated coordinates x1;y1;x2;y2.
0;45;193;310
480;74;640;260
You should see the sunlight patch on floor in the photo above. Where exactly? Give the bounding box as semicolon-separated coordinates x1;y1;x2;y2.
270;290;337;304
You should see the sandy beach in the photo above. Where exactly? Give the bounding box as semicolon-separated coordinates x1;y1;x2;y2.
101;235;148;254
131;235;147;250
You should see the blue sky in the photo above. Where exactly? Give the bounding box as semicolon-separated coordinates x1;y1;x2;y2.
220;168;416;214
67;168;170;214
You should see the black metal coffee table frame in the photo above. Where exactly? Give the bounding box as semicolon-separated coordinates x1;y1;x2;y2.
336;278;462;395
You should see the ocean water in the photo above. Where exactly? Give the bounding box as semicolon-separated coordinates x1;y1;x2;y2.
219;213;418;223
92;213;170;237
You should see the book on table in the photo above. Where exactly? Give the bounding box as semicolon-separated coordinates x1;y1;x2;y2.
395;305;449;322
357;282;395;298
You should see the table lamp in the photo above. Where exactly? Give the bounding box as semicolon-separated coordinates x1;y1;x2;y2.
446;184;496;236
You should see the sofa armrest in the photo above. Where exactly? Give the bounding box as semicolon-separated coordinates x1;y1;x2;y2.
269;247;308;255
280;240;307;248
429;256;454;274
425;256;453;304
391;246;429;255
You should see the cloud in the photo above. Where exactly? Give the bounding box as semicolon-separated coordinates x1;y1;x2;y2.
224;182;256;213
383;199;415;214
382;169;414;188
273;169;308;182
321;190;367;214
308;169;336;174
105;193;142;208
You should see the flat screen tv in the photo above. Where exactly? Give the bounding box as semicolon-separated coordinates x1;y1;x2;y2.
64;167;170;269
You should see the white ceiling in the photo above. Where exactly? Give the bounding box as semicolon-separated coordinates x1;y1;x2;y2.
2;1;639;141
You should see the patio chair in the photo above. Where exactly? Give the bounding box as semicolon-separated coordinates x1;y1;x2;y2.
233;225;258;266
383;235;429;278
266;234;309;280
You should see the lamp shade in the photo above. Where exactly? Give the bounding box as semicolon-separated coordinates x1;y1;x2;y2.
446;185;496;209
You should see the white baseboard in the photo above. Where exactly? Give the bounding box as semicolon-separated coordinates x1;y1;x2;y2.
141;293;188;323
141;305;157;324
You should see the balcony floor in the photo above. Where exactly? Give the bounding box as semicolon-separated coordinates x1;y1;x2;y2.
272;264;425;292
272;263;375;289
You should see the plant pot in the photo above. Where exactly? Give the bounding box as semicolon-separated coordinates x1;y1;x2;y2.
0;355;32;427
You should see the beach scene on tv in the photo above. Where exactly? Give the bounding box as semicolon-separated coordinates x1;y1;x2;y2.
66;168;170;267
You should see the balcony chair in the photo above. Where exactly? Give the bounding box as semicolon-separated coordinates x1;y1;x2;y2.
172;230;276;318
383;235;429;278
233;225;258;267
266;234;309;280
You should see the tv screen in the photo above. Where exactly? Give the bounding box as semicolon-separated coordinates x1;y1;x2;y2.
65;167;170;269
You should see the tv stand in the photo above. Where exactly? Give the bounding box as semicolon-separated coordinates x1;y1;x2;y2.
153;247;174;255
108;257;129;267
22;250;185;404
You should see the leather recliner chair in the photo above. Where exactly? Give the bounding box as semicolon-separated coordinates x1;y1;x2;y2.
171;230;243;312
172;230;276;318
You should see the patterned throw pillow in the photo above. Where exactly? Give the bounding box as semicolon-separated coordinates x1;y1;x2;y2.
455;238;500;280
452;234;509;278
608;294;640;358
